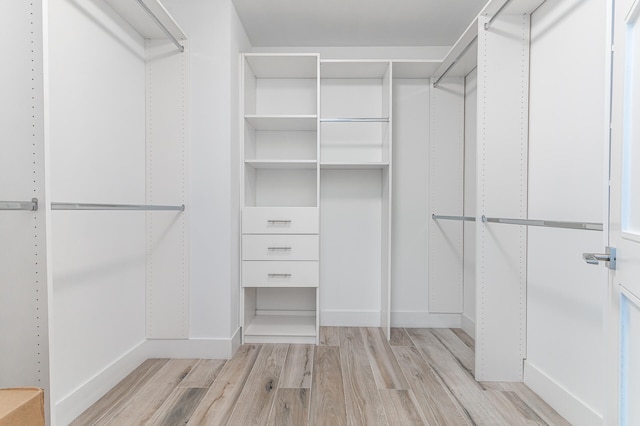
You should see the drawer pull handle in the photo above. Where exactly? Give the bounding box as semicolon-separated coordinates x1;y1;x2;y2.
268;247;292;251
267;220;292;224
268;273;292;278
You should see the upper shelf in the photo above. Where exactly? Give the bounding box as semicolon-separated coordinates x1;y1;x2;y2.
245;54;319;79
321;60;390;79
104;0;186;40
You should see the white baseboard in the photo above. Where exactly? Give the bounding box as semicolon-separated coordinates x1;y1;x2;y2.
320;310;380;326
524;360;603;426
391;311;462;328
55;337;235;425
230;327;242;354
461;314;476;339
54;340;149;426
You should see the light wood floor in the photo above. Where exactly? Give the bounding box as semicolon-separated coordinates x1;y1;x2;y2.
72;328;570;425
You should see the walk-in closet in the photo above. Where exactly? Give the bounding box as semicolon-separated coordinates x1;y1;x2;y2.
2;0;636;424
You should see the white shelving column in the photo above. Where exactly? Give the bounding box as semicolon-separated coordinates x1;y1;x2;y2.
475;12;531;381
0;2;51;422
241;54;320;344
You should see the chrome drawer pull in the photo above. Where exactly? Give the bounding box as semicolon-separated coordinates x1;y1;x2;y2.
268;273;292;278
268;247;292;251
267;220;292;224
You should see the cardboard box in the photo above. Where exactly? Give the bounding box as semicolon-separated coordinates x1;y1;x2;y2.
0;388;45;426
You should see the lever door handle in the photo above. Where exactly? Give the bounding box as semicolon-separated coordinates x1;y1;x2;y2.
582;247;616;270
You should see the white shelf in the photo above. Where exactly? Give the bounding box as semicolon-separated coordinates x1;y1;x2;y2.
321;162;389;170
245;160;317;169
244;314;316;338
245;54;318;78
245;115;318;131
104;0;186;40
320;60;390;79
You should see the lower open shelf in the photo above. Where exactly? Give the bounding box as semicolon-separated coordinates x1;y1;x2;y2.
243;314;317;344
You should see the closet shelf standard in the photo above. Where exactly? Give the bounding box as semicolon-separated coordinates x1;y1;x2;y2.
0;198;38;211
481;215;603;231
51;202;185;211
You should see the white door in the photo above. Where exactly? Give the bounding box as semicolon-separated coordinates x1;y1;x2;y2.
604;0;640;423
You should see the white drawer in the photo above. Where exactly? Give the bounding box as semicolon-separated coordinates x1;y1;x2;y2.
242;207;318;234
242;261;319;287
243;235;319;261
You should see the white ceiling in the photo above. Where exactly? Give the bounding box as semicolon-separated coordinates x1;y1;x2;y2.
232;0;488;47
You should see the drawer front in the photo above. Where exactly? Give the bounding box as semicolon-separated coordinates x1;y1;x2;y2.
242;235;319;261
242;207;319;234
242;261;319;287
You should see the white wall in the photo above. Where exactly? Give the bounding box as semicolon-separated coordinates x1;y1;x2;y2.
526;0;607;423
47;0;147;407
162;0;250;342
463;68;477;337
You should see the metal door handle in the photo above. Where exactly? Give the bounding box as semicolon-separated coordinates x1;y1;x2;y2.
582;247;616;270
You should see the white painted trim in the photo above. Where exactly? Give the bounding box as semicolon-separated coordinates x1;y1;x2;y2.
55;337;235;425
230;327;242;355
320;310;381;327
461;314;476;339
54;340;149;426
524;360;603;426
391;311;462;328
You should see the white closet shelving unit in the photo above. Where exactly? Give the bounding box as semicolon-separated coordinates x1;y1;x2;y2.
241;53;320;344
1;1;188;423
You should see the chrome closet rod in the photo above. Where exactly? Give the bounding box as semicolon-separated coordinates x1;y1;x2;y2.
484;0;517;30
135;0;184;52
320;118;389;123
432;214;476;222
432;35;478;88
0;198;38;211
481;215;603;231
51;202;185;211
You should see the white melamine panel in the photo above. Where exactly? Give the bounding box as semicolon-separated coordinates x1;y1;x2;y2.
242;235;319;260
393;61;441;79
526;0;607;420
320;61;389;79
320;122;386;163
247;168;317;207
321;79;383;118
104;0;187;40
463;69;478;336
0;0;50;403
244;315;316;344
476;14;530;382
320;170;382;325
242;261;319;287
391;79;430;325
145;39;189;339
428;78;465;313
245;115;317;131
256;287;317;312
245;128;317;161
254;79;317;115
242;207;319;234
47;0;147;405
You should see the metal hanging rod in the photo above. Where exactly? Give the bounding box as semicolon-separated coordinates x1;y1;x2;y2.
481;215;603;231
432;214;476;222
484;0;517;30
320;118;389;123
0;198;38;211
135;0;184;53
433;35;478;88
51;202;185;211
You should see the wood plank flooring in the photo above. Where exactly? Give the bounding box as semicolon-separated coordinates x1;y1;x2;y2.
72;328;570;425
